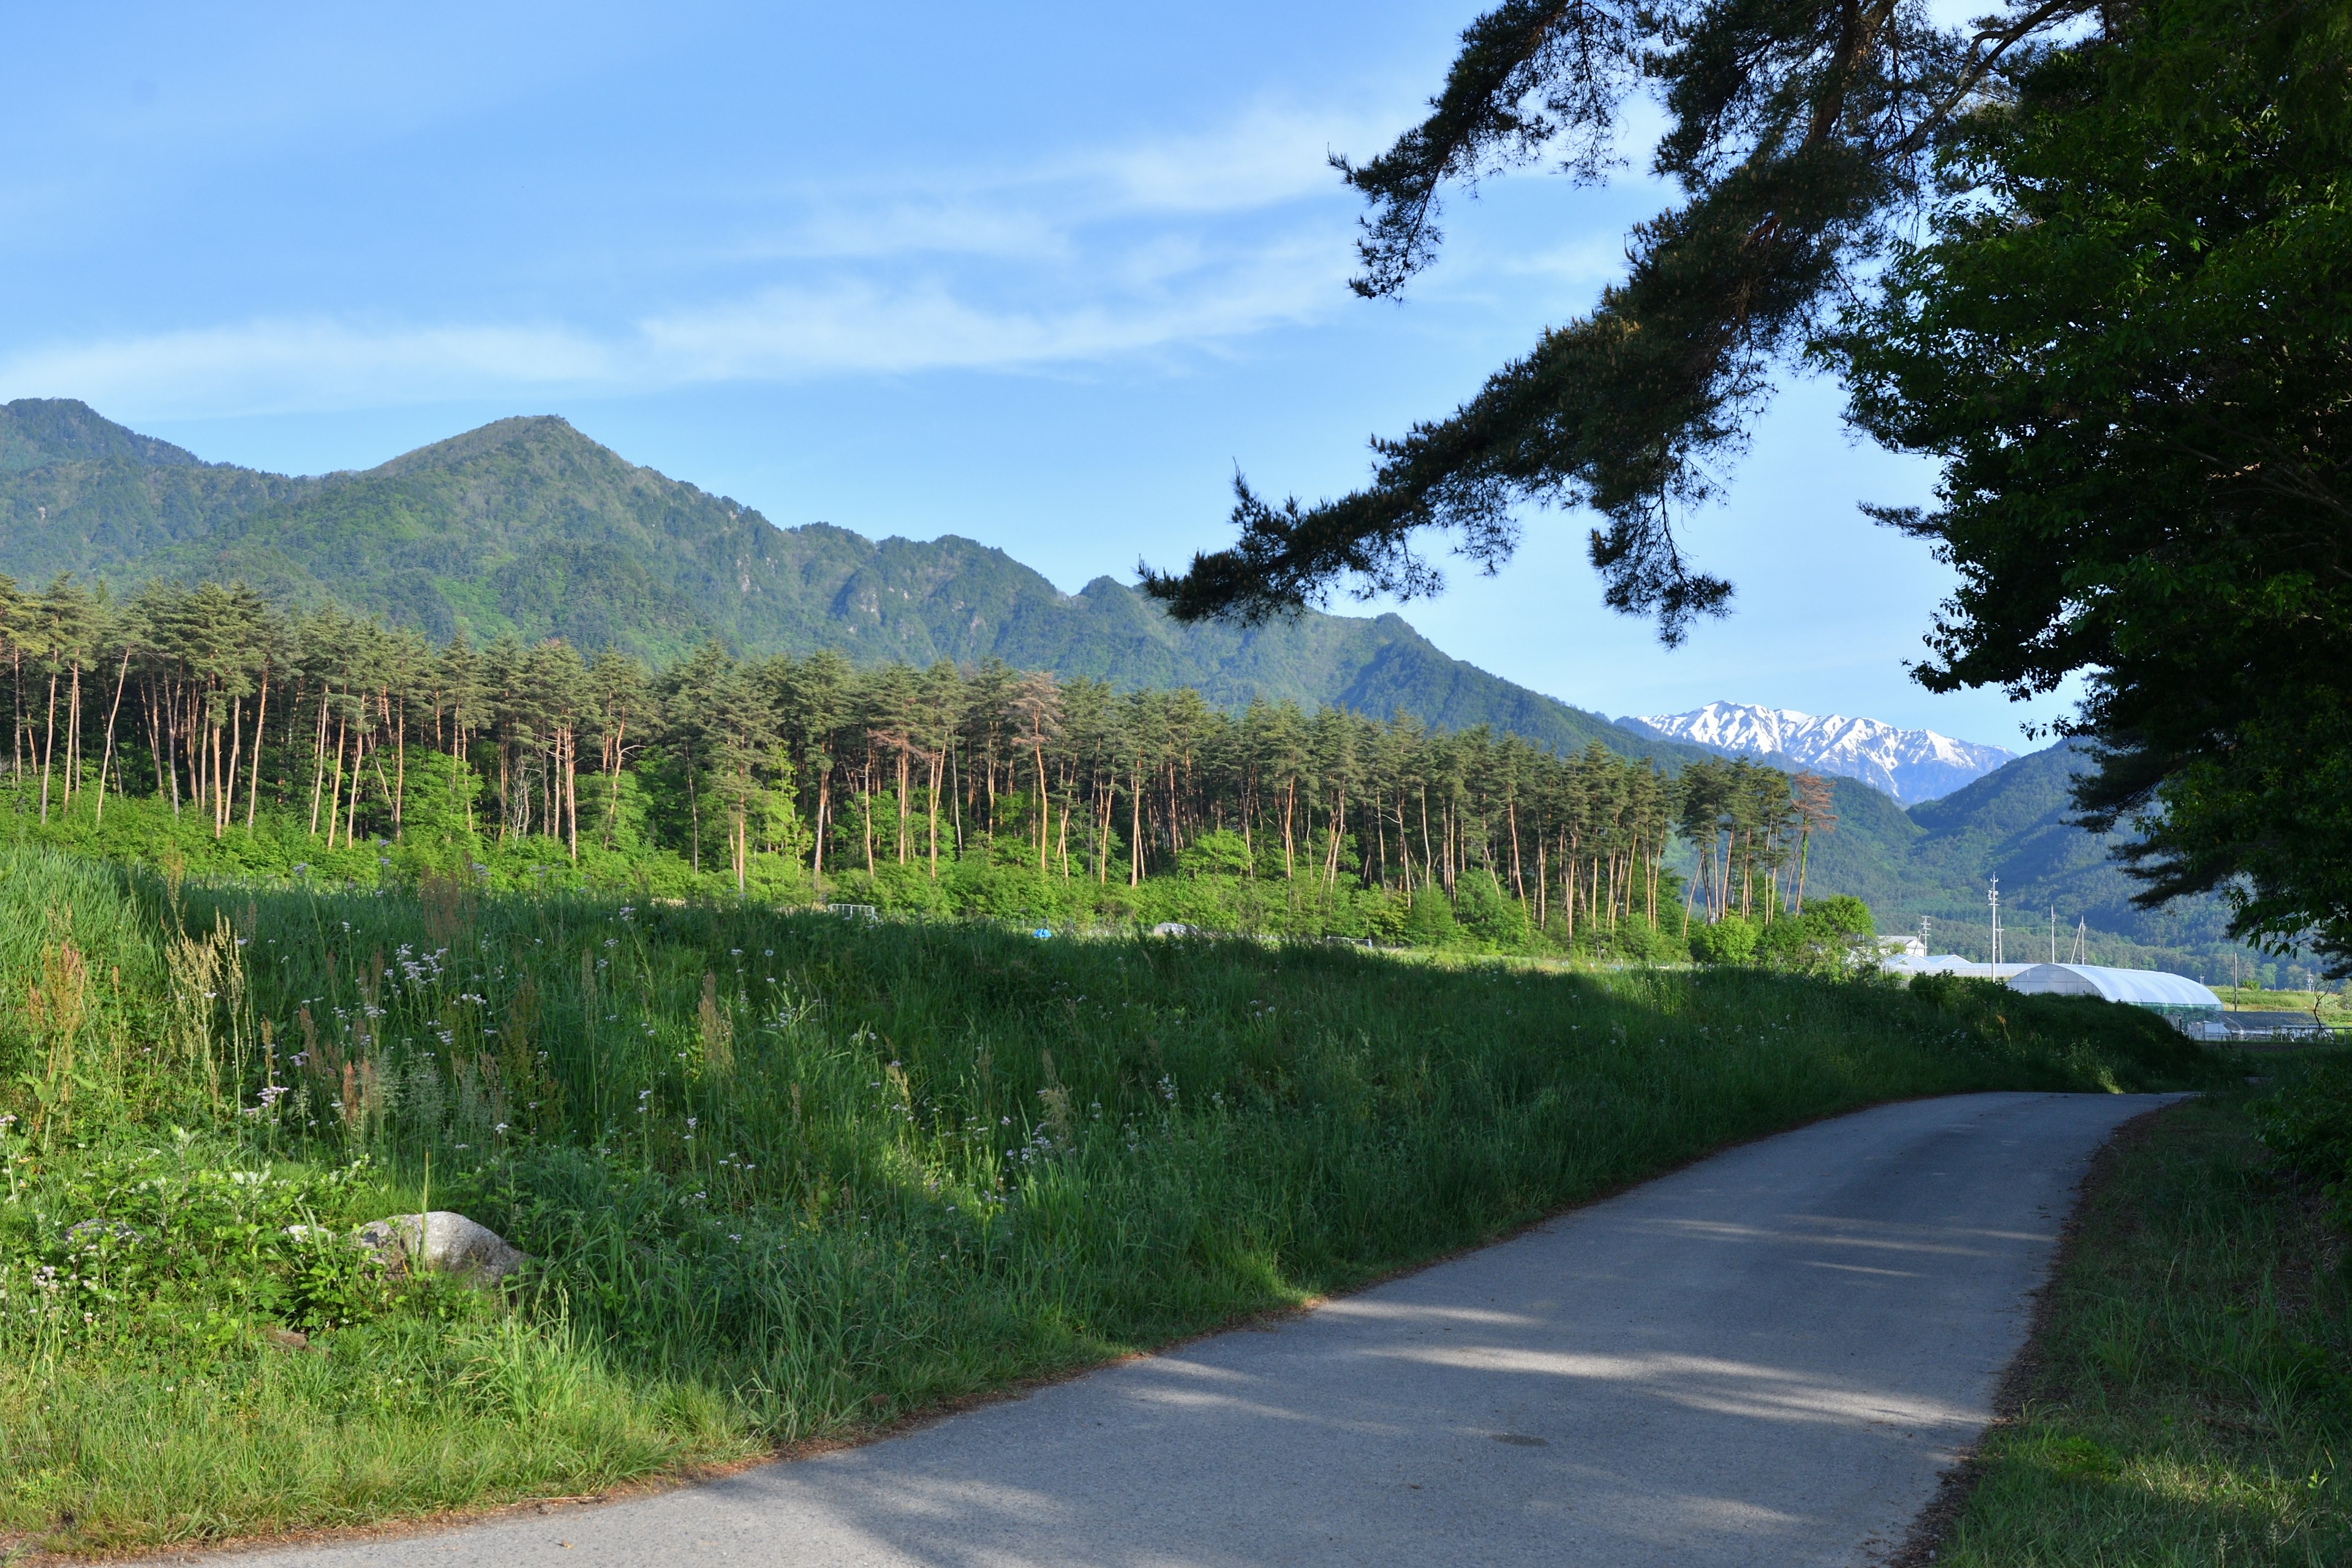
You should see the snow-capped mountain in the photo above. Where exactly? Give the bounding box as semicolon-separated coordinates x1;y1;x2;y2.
1623;701;2016;804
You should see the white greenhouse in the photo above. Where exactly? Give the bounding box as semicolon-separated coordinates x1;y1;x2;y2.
2001;963;2222;1017
1882;954;2035;980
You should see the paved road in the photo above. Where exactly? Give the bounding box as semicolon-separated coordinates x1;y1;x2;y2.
232;1091;2171;1568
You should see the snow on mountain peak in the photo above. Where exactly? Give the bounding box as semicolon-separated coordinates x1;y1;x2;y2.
1622;701;2016;804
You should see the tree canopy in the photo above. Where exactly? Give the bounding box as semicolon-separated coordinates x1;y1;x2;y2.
1831;0;2352;967
1142;0;2101;639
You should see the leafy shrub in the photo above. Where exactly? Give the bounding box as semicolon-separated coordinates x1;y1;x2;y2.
1453;874;1531;951
0;1136;405;1348
1754;895;1878;974
2252;1054;2352;1227
1402;888;1461;948
1688;914;1758;965
1177;830;1253;878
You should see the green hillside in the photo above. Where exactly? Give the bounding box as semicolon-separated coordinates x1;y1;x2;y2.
1792;741;2247;980
0;399;1675;764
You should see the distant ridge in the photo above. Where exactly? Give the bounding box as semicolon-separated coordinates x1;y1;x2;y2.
1625;701;2015;804
0;399;1690;766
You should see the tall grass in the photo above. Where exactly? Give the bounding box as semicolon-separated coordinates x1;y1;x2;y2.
0;848;172;1145
0;850;2229;1550
1932;1084;2351;1564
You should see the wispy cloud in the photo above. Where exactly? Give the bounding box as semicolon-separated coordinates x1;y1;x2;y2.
0;235;1349;418
0;102;1382;419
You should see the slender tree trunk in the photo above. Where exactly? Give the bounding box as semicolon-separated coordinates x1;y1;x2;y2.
347;729;367;845
245;674;270;835
310;695;331;835
1032;741;1050;873
565;727;578;862
39;666;58;823
897;747;910;864
812;771;828;879
927;752;942;877
605;718;627;848
64;661;82;809
217;695;242;838
394;696;407;837
325;717;349;848
1129;767;1144;886
92;647;131;827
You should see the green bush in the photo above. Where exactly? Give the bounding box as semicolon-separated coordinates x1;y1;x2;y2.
1177;829;1253;878
1688;914;1758;965
1754;895;1878;974
1454;873;1532;951
1402;888;1462;948
2252;1053;2352;1228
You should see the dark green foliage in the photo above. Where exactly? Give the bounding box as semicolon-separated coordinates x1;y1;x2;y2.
2253;1054;2352;1229
1752;894;1875;974
1142;1;2095;637
1833;0;2352;968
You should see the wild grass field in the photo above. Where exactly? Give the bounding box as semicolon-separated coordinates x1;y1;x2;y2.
1927;1071;2352;1565
0;846;2228;1553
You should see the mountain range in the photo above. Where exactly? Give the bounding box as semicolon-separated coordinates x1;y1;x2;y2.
1626;701;2016;804
0;399;1678;764
0;398;2256;980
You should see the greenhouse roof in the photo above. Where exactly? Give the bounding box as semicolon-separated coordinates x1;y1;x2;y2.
1883;955;2034;979
2003;963;2221;1009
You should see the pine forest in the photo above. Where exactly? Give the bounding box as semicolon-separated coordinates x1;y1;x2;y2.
0;576;1860;959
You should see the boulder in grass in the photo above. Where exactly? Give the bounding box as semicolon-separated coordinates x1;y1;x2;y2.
354;1211;529;1286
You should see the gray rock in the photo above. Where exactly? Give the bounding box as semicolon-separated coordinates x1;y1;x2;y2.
64;1218;144;1249
354;1211;530;1286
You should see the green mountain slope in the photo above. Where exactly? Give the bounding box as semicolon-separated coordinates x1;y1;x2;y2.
1794;741;2245;978
0;399;1680;764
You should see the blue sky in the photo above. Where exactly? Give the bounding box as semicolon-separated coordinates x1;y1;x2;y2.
1;1;2073;750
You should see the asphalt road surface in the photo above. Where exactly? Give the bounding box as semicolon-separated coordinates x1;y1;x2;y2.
226;1091;2172;1568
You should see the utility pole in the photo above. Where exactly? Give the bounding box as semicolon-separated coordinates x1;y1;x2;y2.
1988;876;2001;970
2049;904;2056;963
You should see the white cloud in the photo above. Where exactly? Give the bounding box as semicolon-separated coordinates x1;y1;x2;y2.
0;99;1396;420
0;242;1349;418
0;319;616;419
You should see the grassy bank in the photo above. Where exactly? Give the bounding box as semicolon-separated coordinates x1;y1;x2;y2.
1927;1077;2352;1565
0;850;2227;1553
